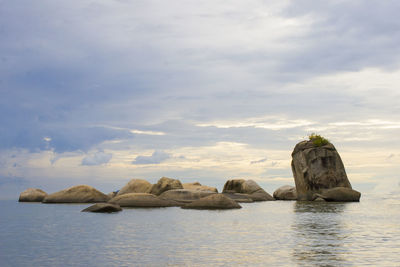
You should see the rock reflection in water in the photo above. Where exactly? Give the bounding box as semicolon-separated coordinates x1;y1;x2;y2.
292;201;350;266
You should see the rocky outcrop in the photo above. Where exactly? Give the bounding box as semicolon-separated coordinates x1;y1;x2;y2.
313;187;361;202
108;193;177;207
159;189;216;205
291;140;354;201
81;203;122;213
116;179;152;196
42;185;110;203
19;188;48;202
273;185;297;200
148;177;183;196
182;194;242;210
182;182;218;193
222;192;254;203
222;179;274;201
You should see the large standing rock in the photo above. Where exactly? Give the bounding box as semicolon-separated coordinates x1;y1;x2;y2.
182;182;218;193
159;189;216;205
116;179;152;196
81;203;122;213
42;185;110;203
222;179;274;201
148;177;183;196
313;187;361;202
273;185;297;200
108;193;177;207
291;140;354;201
19;188;48;202
182;194;242;210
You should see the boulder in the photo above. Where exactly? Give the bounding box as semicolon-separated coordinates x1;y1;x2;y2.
159;189;216;205
222;192;254;203
273;185;297;200
108;193;177;207
182;182;218;193
182;194;242;210
148;177;183;196
81;203;122;213
313;187;361;202
116;179;152;196
19;188;48;202
222;179;274;201
107;191;118;199
42;185;110;203
291;140;354;201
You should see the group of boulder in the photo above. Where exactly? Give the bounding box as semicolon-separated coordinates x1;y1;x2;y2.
18;138;362;212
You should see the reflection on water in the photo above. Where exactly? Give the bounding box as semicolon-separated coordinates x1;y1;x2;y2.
292;201;350;266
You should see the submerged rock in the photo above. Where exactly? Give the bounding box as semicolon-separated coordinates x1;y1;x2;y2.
313;187;361;202
182;182;218;193
148;177;183;196
273;185;297;200
291;140;354;201
108;193;177;207
182;194;242;210
159;189;216;205
19;188;48;202
222;179;274;201
42;185;110;203
116;179;152;196
81;203;122;213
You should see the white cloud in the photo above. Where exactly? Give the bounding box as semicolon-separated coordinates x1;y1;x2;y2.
82;151;112;166
132;150;171;165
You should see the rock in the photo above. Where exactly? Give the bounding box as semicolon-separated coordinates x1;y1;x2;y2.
108;193;177;207
182;194;242;210
291;140;353;201
42;185;110;203
222;179;274;201
273;185;297;200
182;182;218;193
159;189;216;205
314;197;326;202
19;188;48;202
314;187;361;202
148;177;183;196
222;192;254;203
81;203;122;213
107;191;118;199
116;179;152;196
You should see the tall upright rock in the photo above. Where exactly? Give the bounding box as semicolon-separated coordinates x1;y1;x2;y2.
291;138;353;201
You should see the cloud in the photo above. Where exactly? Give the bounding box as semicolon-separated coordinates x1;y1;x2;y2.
82;151;112;166
250;158;268;164
132;151;171;165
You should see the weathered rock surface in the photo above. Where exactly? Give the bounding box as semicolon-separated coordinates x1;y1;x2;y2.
222;192;254;203
116;179;152;196
19;188;48;202
81;203;122;213
148;177;183;196
107;191;118;199
182;194;242;210
291;140;353;201
182;182;218;193
108;193;177;207
222;179;274;201
313;187;361;202
159;189;216;205
273;185;297;200
42;185;110;203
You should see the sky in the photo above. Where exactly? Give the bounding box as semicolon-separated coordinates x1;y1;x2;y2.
1;0;400;199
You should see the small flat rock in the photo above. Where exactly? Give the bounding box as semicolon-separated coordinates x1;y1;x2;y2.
82;203;122;213
182;194;242;210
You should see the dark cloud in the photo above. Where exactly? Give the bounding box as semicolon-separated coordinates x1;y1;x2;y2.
132;151;171;165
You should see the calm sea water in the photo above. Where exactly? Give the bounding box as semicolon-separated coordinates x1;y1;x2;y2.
0;193;399;267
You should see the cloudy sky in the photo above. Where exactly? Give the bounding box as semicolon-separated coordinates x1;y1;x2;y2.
1;0;400;198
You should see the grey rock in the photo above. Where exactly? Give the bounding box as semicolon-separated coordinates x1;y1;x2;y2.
182;182;218;193
148;177;183;196
116;179;152;196
159;189;216;205
222;179;274;201
273;185;297;200
42;185;110;203
291;140;353;201
19;188;47;202
222;192;254;203
81;203;122;213
182;194;242;210
108;193;177;207
314;187;361;202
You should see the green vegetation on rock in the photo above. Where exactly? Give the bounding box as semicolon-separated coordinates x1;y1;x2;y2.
308;133;329;146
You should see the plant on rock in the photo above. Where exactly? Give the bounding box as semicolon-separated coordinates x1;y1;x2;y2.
308;133;329;146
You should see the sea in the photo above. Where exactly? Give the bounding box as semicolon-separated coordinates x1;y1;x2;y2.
0;192;399;267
